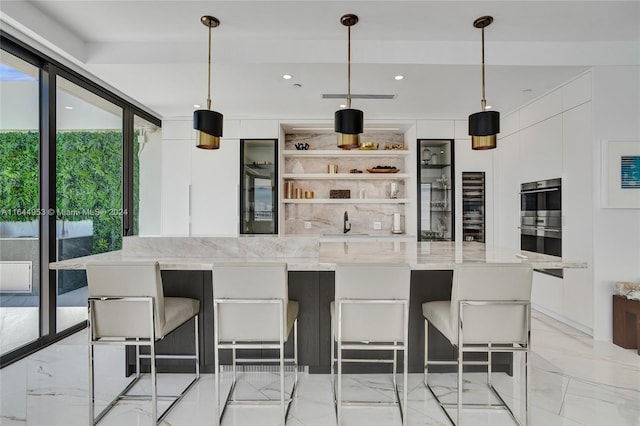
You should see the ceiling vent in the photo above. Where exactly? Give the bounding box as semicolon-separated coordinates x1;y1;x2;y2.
322;94;396;100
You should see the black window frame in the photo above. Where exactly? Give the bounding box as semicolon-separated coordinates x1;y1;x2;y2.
0;31;161;368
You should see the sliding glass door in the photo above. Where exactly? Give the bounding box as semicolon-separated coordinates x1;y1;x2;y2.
0;34;161;367
0;51;41;356
55;76;123;332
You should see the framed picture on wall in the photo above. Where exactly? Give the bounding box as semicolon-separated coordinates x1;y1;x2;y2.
602;140;640;208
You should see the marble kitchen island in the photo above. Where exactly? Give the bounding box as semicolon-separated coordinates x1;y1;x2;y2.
51;236;585;374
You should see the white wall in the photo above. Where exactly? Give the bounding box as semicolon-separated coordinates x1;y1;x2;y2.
591;66;640;340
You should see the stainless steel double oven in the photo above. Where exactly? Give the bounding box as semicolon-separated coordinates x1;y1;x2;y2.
520;178;562;277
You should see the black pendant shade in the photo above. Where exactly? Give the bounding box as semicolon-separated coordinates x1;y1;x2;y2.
469;110;500;136
335;14;363;149
194;109;223;149
469;15;499;150
194;15;223;150
335;108;363;135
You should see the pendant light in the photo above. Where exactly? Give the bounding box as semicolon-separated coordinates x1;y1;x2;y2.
469;16;500;150
194;15;223;150
335;14;363;149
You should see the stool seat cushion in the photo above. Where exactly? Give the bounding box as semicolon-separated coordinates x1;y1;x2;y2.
287;300;299;337
422;301;453;342
162;297;200;338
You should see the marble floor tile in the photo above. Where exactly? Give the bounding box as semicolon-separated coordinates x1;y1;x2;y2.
1;311;640;425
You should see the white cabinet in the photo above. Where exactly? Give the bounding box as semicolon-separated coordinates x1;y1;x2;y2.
562;73;592;112
561;101;593;328
160;119;241;236
531;271;563;316
190;140;240;235
495;132;521;250
211;119;279;139
519;90;562;129
417;120;455;139
519;114;563;183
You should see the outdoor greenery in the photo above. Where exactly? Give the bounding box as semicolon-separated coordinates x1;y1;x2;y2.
0;130;135;254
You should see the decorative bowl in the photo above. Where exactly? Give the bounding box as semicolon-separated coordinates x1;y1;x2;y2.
359;142;379;150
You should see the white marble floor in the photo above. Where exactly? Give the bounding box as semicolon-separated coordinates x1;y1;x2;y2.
1;311;639;425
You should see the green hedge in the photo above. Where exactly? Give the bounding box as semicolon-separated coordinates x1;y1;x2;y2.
0;131;136;254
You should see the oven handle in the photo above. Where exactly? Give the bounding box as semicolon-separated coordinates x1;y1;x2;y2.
520;187;559;194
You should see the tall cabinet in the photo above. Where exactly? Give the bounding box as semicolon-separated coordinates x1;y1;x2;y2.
417;139;454;241
240;139;278;234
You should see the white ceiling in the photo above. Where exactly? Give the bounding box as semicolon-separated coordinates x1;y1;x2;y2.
1;1;639;122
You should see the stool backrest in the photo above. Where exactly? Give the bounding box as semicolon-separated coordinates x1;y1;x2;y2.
450;263;533;345
86;262;165;339
213;262;288;341
335;263;411;342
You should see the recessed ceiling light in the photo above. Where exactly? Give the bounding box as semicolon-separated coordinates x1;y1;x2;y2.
64;106;73;110
485;105;493;109
282;74;293;80
394;75;404;81
339;104;347;108
193;104;201;108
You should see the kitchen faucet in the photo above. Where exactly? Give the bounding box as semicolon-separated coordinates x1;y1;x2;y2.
343;211;351;234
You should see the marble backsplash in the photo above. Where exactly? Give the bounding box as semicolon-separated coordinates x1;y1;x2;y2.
284;133;407;236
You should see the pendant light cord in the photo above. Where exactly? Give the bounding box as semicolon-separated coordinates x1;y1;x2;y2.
480;27;486;112
207;23;212;111
347;25;352;109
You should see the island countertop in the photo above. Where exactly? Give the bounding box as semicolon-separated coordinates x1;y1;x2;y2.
49;236;585;271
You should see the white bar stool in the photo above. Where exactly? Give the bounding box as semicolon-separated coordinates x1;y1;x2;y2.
212;262;298;426
331;263;411;425
423;263;533;425
87;261;200;425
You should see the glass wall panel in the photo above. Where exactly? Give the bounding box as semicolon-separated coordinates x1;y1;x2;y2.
0;51;41;355
55;76;123;332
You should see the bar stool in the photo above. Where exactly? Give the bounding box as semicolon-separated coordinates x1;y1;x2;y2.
212;262;298;426
87;261;200;425
423;263;533;425
331;263;411;426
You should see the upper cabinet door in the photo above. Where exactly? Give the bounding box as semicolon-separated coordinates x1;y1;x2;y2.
240;139;278;234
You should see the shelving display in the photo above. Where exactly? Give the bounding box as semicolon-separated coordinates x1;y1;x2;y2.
417;139;454;241
281;133;410;235
282;147;408;204
462;171;485;242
